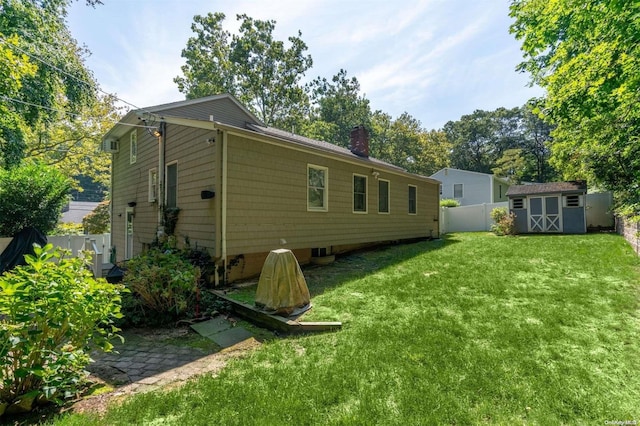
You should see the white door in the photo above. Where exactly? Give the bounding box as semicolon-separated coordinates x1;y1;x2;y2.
528;195;562;233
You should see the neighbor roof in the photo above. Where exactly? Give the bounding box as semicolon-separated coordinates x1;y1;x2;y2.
506;181;587;196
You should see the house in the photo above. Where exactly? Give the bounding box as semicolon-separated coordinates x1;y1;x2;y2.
102;94;440;284
506;181;587;234
430;168;510;206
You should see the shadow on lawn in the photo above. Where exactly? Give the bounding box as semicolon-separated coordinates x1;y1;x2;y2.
228;235;457;302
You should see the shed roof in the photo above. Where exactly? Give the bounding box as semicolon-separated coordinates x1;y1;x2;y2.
506;181;587;196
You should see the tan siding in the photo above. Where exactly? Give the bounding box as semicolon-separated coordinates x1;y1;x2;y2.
111;128;160;261
164;125;217;252
111;125;217;261
224;134;439;255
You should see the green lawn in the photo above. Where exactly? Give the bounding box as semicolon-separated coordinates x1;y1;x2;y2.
56;233;640;425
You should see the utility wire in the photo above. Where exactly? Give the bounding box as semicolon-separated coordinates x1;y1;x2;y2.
0;35;157;117
1;95;158;130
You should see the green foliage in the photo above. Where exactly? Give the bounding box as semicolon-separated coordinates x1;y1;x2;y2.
0;0;100;167
175;12;312;128
122;248;201;326
61;234;640;424
0;162;71;237
0;244;124;412
82;200;110;234
444;104;557;182
490;207;517;236
510;0;640;213
440;198;460;208
492;148;526;184
51;222;84;236
306;69;371;148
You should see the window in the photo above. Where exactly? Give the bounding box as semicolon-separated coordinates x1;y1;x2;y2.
512;198;525;209
166;162;178;208
453;183;463;198
307;165;328;211
130;131;137;164
148;168;158;202
408;185;417;214
353;174;367;213
378;179;390;213
564;194;582;208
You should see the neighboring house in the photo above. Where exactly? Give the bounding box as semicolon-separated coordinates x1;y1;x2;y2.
60;201;100;224
102;94;440;284
430;168;510;206
506;181;587;234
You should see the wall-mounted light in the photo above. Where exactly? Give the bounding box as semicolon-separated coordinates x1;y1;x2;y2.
152;128;162;138
201;190;215;200
206;136;216;145
127;201;137;207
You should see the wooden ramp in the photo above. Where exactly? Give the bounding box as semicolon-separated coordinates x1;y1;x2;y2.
211;290;342;334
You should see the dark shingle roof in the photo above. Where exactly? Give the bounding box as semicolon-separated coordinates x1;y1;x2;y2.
246;124;409;174
506;181;587;196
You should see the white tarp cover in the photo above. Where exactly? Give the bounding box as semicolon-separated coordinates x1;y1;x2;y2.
255;249;310;315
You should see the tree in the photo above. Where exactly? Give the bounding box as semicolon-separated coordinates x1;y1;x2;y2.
83;200;110;234
0;0;100;167
175;12;313;128
492;148;527;183
510;0;640;209
0;162;72;237
444;109;500;173
305;69;372;147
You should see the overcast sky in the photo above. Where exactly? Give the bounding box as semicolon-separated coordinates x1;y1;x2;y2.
67;0;544;130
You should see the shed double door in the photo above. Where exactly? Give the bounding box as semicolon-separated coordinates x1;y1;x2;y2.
528;195;562;232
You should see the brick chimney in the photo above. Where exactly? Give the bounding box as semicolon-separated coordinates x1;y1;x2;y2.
349;125;369;157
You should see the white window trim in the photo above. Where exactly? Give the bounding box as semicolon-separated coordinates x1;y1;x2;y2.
378;179;390;214
453;183;463;199
148;168;158;203
307;164;328;212
165;161;178;208
353;173;368;214
408;184;418;215
129;131;137;164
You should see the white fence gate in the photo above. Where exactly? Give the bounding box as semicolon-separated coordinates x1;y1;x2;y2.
440;202;508;234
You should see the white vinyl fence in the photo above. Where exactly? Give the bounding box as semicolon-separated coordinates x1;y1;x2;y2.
0;233;111;277
440;202;508;234
585;192;614;229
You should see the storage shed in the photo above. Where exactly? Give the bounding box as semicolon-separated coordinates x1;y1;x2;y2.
506;181;587;234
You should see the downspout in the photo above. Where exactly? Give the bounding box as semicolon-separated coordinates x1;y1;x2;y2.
221;130;228;284
157;121;166;236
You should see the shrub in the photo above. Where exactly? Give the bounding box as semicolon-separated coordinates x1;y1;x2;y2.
490;207;517;236
122;248;200;327
0;162;72;237
82;200;110;234
440;198;460;207
0;244;124;414
50;222;84;236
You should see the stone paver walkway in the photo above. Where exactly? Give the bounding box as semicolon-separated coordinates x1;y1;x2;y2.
87;322;259;396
